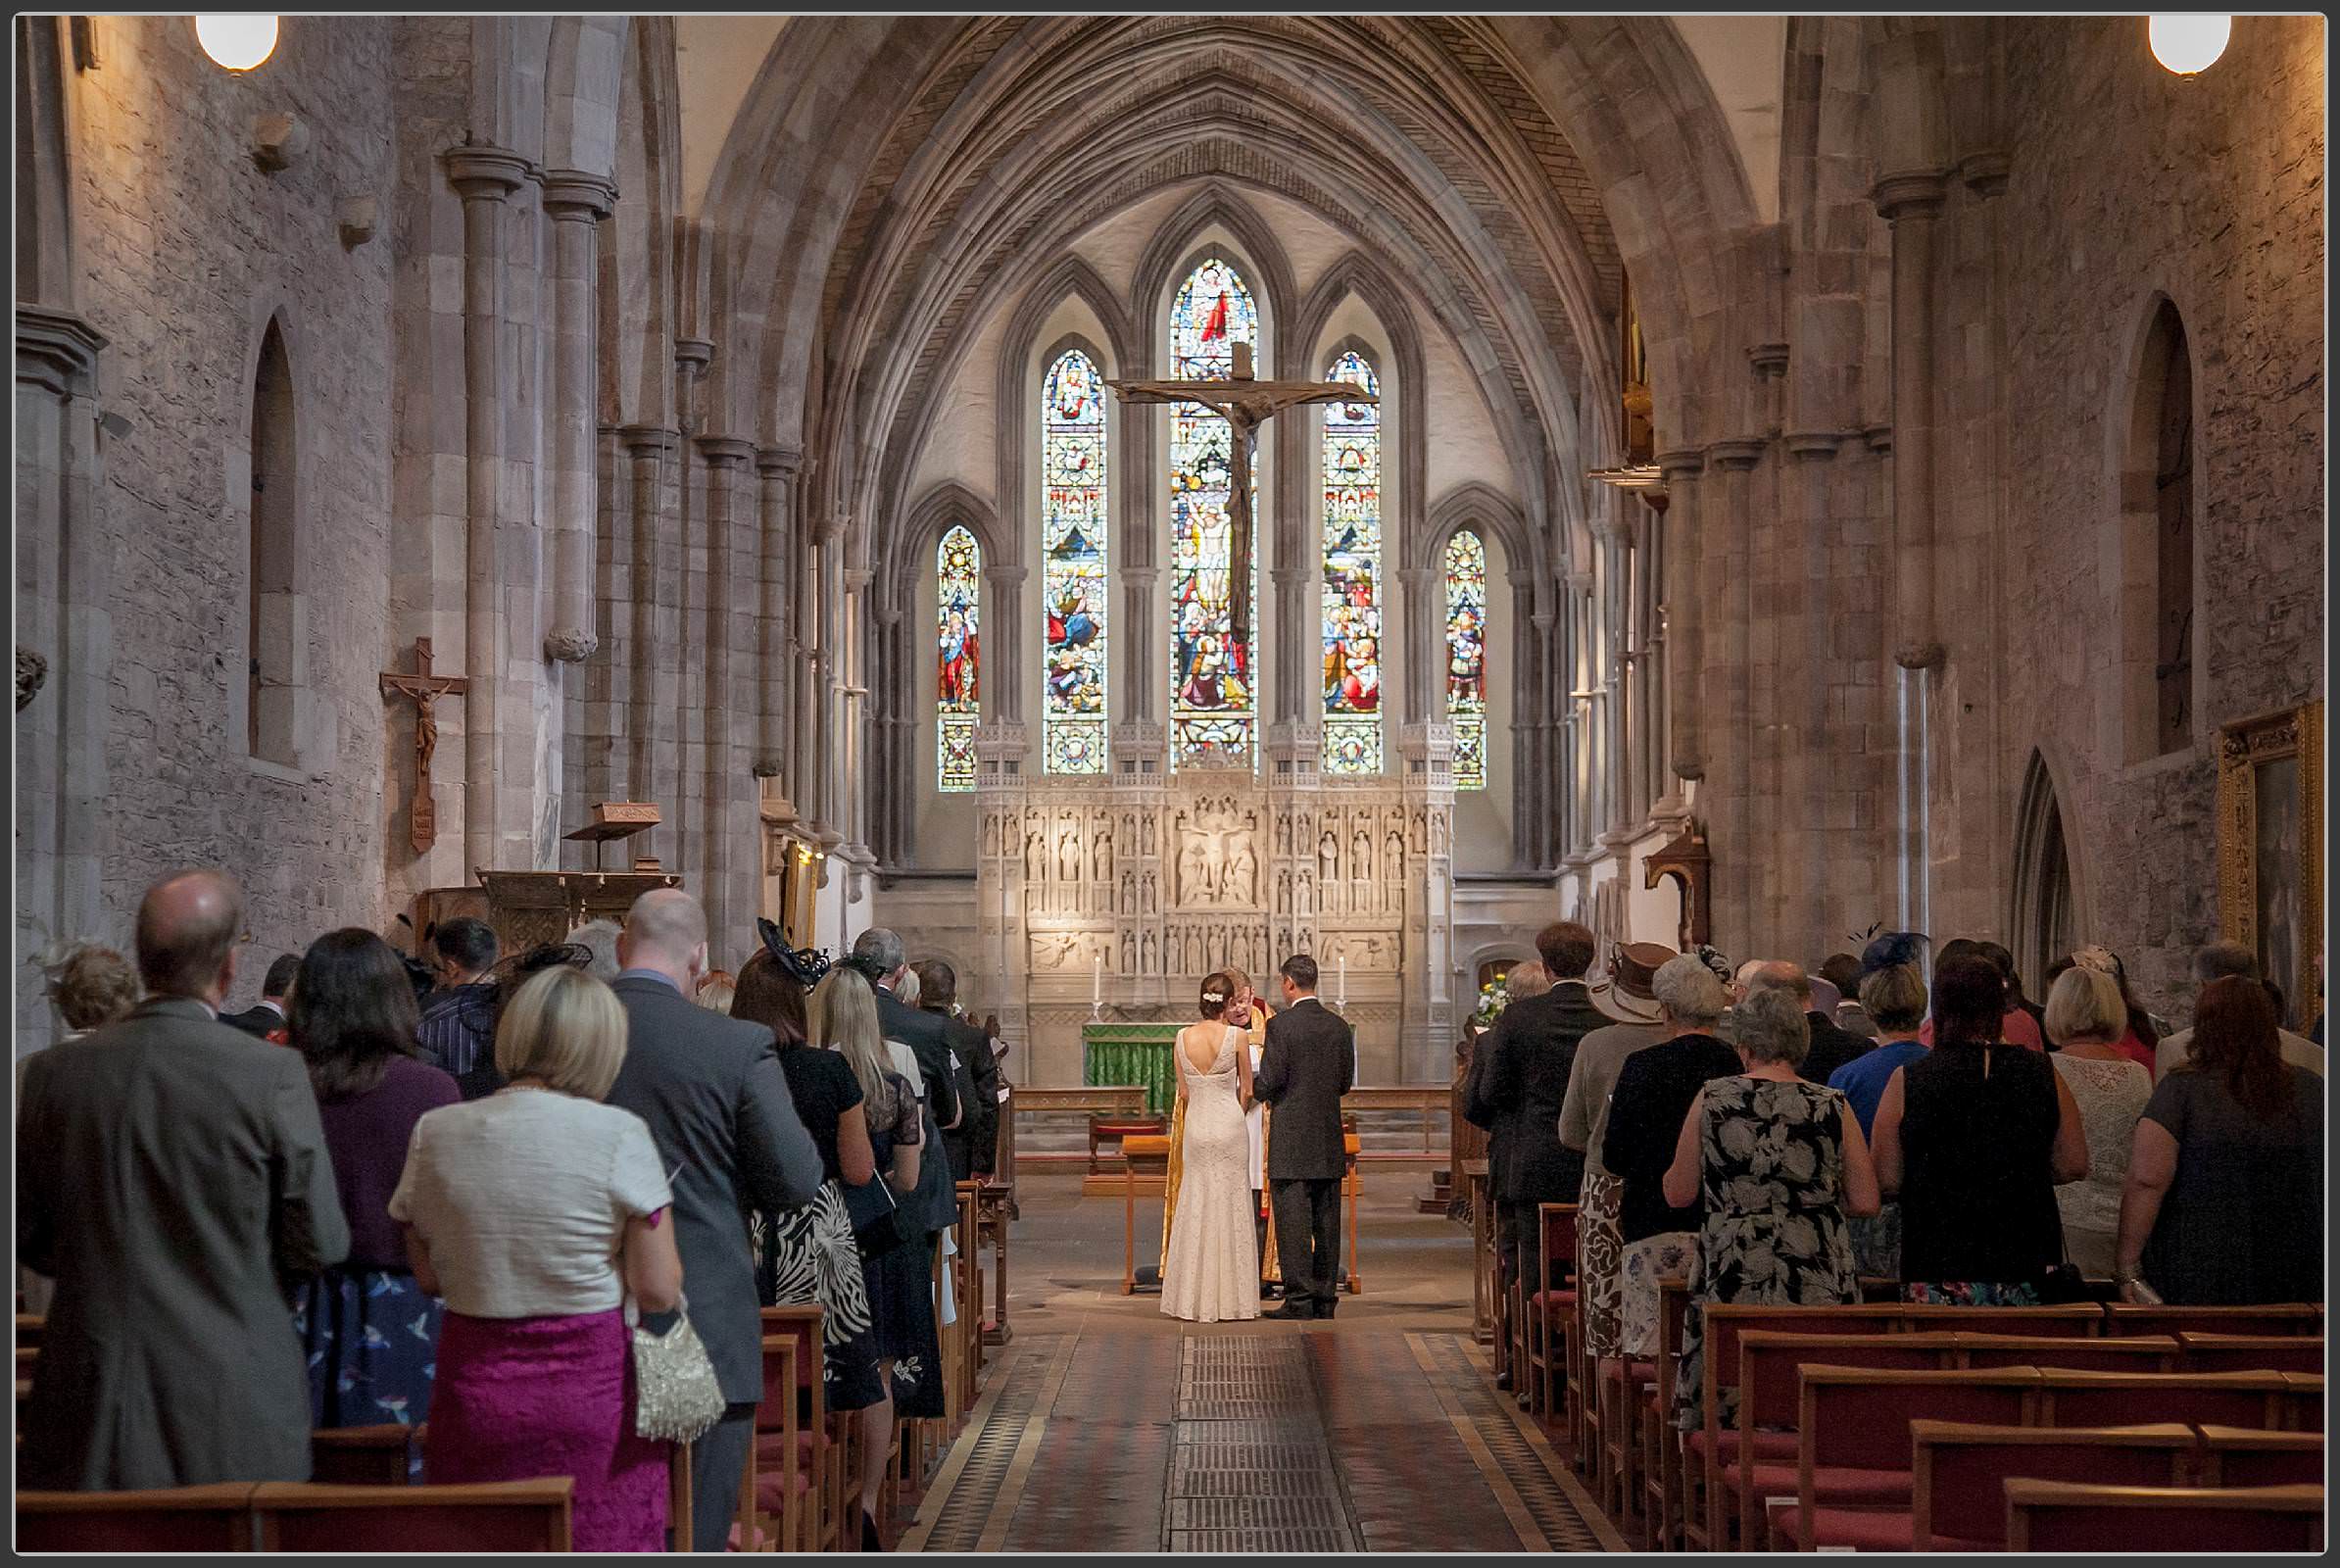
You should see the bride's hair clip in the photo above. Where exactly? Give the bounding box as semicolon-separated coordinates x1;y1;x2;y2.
1201;989;1227;1004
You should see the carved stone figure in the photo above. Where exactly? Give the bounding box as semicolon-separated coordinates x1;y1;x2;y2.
1025;827;1045;881
1225;832;1258;906
1094;828;1112;882
1352;827;1372;881
1318;829;1338;881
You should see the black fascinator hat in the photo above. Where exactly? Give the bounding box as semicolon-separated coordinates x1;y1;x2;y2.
756;917;833;989
1857;926;1928;976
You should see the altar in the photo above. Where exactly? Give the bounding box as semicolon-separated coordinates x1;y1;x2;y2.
1082;1021;1182;1114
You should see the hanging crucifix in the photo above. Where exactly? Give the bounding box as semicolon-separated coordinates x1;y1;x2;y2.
378;638;469;856
1109;340;1375;682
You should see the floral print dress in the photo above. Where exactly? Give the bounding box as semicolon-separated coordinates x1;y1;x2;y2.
1670;1077;1859;1432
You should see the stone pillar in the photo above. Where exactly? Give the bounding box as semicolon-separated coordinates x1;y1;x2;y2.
807;514;846;838
985;563;1027;726
1654;448;1707;786
618;424;674;861
1782;430;1847;951
444;145;530;879
1529;603;1556;866
1704;439;1766;951
698;435;756;938
1597;514;1633;841
16;307;109;1053
754;447;802;795
540;172;615;666
1873;172;1948;672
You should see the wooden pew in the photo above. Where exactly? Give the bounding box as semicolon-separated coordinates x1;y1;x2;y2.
2101;1302;2322;1338
2171;1331;2325;1375
740;1324;816;1552
2193;1425;2325;1488
311;1423;422;1485
972;1179;1013;1347
18;1483;260;1550
1777;1367;2044;1552
2004;1479;2324;1552
1954;1333;2178;1372
1517;1202;1578;1426
2036;1368;2316;1431
249;1478;574;1551
16;1313;43;1352
1896;1421;2198;1554
1640;1277;1692;1551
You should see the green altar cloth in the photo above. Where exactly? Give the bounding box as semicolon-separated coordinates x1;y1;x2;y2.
1082;1022;1183;1114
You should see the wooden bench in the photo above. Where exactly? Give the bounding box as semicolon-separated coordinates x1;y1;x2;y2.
312;1423;423;1486
1338;1086;1450;1156
2194;1424;2325;1487
18;1483;263;1551
2004;1478;2324;1551
2101;1302;2323;1338
1516;1203;1577;1426
250;1478;574;1551
2172;1331;2325;1375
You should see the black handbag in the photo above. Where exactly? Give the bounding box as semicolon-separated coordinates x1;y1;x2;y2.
842;1170;919;1259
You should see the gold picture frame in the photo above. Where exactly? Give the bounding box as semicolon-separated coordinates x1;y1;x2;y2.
2217;700;2322;1031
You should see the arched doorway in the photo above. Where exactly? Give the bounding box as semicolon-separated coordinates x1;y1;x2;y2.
2010;752;2077;998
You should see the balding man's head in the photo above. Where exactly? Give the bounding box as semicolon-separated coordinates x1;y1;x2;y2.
135;869;243;1004
617;889;709;986
1744;960;1814;1005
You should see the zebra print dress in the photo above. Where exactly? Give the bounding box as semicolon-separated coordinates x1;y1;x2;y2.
756;1182;884;1411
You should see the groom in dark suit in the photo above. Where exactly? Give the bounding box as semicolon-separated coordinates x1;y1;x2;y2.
1254;955;1354;1321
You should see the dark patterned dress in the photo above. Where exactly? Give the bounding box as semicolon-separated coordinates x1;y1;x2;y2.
1671;1076;1859;1432
759;1047;885;1411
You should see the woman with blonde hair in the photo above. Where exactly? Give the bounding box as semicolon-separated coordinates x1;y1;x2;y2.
390;965;681;1550
2043;965;2152;1279
811;961;943;1543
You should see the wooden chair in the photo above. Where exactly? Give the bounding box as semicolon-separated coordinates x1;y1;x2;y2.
311;1423;423;1485
2034;1368;2310;1431
18;1483;259;1550
1895;1420;2197;1553
2101;1302;2322;1339
2003;1479;2324;1551
1776;1367;2044;1554
1516;1202;1578;1424
2193;1425;2325;1488
1639;1277;1692;1551
2172;1331;2325;1375
750;1307;849;1552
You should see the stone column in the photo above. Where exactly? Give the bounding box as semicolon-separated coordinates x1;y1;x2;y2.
540;172;615;666
755;447;802;797
1597;514;1633;841
985;563;1027;726
1783;430;1846;950
1873;172;1948;672
1529;604;1556;866
808;514;846;838
1654;448;1707;787
618;424;674;860
444;146;530;879
698;435;755;936
1703;439;1765;951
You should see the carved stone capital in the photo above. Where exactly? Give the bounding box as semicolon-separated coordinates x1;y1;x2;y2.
250;112;310;174
543;628;598;664
1871;170;1948;223
616;422;676;458
1959;151;2011;199
1706;438;1766;471
756;445;804;479
1782;430;1848;461
1863;423;1895;456
982;564;1029;586
695;434;756;468
752;756;785;779
16;305;107;395
442;144;530;201
540;169;617;221
1895;640;1946;672
1653;446;1706;481
1747;342;1790;378
672;337;715;373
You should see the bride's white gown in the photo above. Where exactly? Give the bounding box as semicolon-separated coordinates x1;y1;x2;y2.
1161;1024;1260;1323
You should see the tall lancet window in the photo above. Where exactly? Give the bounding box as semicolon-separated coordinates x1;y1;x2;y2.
1443;530;1488;790
935;525;982;792
1168;256;1258;768
1320;350;1383;775
1042;348;1107;774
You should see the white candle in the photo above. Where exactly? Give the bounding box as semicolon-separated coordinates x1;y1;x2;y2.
1092;952;1102;1007
1338;955;1347;1005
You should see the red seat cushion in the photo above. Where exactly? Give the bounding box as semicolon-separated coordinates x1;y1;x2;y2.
1598;1359;1656;1387
1723;1460;1912;1508
1527;1289;1577;1310
1684;1428;1798;1464
754;1470;818;1508
1768;1504;1996;1553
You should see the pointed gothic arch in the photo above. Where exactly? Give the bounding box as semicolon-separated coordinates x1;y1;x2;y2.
2010;749;2081;998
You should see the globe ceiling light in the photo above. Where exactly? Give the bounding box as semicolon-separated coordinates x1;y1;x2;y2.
194;15;280;73
2148;15;2231;76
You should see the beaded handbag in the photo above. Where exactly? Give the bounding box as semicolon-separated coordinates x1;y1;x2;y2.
629;1294;726;1445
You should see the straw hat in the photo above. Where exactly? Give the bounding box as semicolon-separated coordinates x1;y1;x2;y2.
1589;940;1673;1025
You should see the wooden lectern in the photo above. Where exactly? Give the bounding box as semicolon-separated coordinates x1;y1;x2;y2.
408;804;681;957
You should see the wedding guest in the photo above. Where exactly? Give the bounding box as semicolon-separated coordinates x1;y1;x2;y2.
914;959;999;1182
2115;976;2322;1306
695;969;737;1014
1826;960;1929;1278
813;962;944;1541
286;928;460;1430
19;944;143;1314
415;917;500;1079
1872;955;2087;1304
1918;937;2045;1052
2154;941;2324;1079
606;889;824;1552
1979;941;2050;1052
1557;940;1673;1369
1600;955;1742;1356
21;870;349;1491
391;966;679;1549
1818;953;1878;1039
1665;986;1877;1432
566;917;623;981
1742;961;1871;1085
732;947;891;1548
2068;945;2159;1074
2042;965;2152;1279
223;952;301;1039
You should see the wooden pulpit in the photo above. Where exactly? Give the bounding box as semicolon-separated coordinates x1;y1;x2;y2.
472;867;682;954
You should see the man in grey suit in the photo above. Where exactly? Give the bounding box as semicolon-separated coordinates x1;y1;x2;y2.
606;890;824;1551
18;869;350;1490
1254;955;1354;1321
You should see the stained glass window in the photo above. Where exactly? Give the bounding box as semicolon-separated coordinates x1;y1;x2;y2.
1042;349;1107;774
1321;351;1382;775
1444;529;1487;790
934;526;981;791
1168;256;1258;769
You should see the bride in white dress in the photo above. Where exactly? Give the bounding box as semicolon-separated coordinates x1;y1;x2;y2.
1161;971;1261;1323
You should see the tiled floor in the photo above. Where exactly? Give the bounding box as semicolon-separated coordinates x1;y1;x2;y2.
901;1169;1622;1553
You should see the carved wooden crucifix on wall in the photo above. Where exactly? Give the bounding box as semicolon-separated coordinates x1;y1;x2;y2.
1108;342;1375;670
378;638;469;856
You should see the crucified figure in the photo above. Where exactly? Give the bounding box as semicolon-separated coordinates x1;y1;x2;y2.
1109;342;1375;667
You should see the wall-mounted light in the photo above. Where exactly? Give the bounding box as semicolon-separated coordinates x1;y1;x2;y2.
195;15;279;73
2148;15;2230;75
